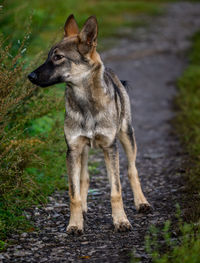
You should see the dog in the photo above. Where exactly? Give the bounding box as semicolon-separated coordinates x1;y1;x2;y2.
28;14;151;234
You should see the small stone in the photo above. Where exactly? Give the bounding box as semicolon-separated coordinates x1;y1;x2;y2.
13;250;26;257
40;258;48;262
45;207;54;211
21;232;28;238
81;241;89;245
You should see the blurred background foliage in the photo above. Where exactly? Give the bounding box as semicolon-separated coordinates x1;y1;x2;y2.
0;0;163;56
0;0;166;246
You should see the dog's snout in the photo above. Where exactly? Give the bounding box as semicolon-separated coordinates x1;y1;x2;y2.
28;72;37;82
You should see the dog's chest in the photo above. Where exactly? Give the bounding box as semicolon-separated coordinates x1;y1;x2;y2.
64;90;117;147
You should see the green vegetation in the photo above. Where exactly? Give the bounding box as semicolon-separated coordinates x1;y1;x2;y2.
0;0;163;56
0;0;165;249
143;31;200;263
0;38;66;247
175;32;200;221
145;210;200;263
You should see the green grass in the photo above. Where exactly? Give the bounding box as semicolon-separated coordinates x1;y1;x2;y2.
175;32;200;221
144;210;200;263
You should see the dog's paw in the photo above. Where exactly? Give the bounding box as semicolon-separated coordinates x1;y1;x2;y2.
66;225;83;235
114;220;132;232
138;203;153;214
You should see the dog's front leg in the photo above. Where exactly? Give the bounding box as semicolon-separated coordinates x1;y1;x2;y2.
103;141;132;232
80;145;89;216
66;146;84;235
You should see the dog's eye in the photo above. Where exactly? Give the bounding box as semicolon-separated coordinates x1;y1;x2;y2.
54;55;64;61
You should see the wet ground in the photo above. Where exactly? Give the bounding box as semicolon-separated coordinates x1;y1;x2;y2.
1;2;200;263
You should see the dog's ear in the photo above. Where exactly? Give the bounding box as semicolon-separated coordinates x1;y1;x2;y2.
64;14;79;37
78;16;98;54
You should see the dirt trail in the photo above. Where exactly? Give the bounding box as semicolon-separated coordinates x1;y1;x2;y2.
1;2;200;263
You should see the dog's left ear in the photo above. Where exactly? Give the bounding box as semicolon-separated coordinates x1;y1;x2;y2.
78;16;98;54
64;14;79;37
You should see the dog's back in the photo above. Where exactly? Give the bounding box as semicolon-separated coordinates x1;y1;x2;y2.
104;67;132;128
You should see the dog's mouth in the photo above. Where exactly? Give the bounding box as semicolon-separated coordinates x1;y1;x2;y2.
30;80;59;88
28;72;62;88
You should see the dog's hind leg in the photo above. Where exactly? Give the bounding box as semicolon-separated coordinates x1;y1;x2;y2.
80;145;89;216
103;141;132;232
119;123;151;213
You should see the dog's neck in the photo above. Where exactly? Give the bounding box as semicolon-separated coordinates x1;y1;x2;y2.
66;55;110;107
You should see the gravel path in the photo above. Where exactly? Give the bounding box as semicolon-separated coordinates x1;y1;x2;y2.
1;2;200;263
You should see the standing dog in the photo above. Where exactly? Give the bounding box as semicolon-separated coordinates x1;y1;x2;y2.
28;14;151;234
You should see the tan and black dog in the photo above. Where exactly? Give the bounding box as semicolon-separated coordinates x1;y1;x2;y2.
28;14;151;234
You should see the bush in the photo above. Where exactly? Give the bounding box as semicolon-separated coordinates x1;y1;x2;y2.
0;33;66;243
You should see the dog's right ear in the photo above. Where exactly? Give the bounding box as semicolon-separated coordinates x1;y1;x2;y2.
78;16;98;55
64;14;79;37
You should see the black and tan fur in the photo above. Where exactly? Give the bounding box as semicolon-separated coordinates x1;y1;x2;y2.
28;14;151;234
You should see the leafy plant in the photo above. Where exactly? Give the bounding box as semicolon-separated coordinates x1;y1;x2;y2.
145;205;200;263
0;32;66;241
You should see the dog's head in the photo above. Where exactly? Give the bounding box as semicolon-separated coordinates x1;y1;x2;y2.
28;15;99;87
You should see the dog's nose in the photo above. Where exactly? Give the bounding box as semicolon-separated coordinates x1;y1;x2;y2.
28;72;37;82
